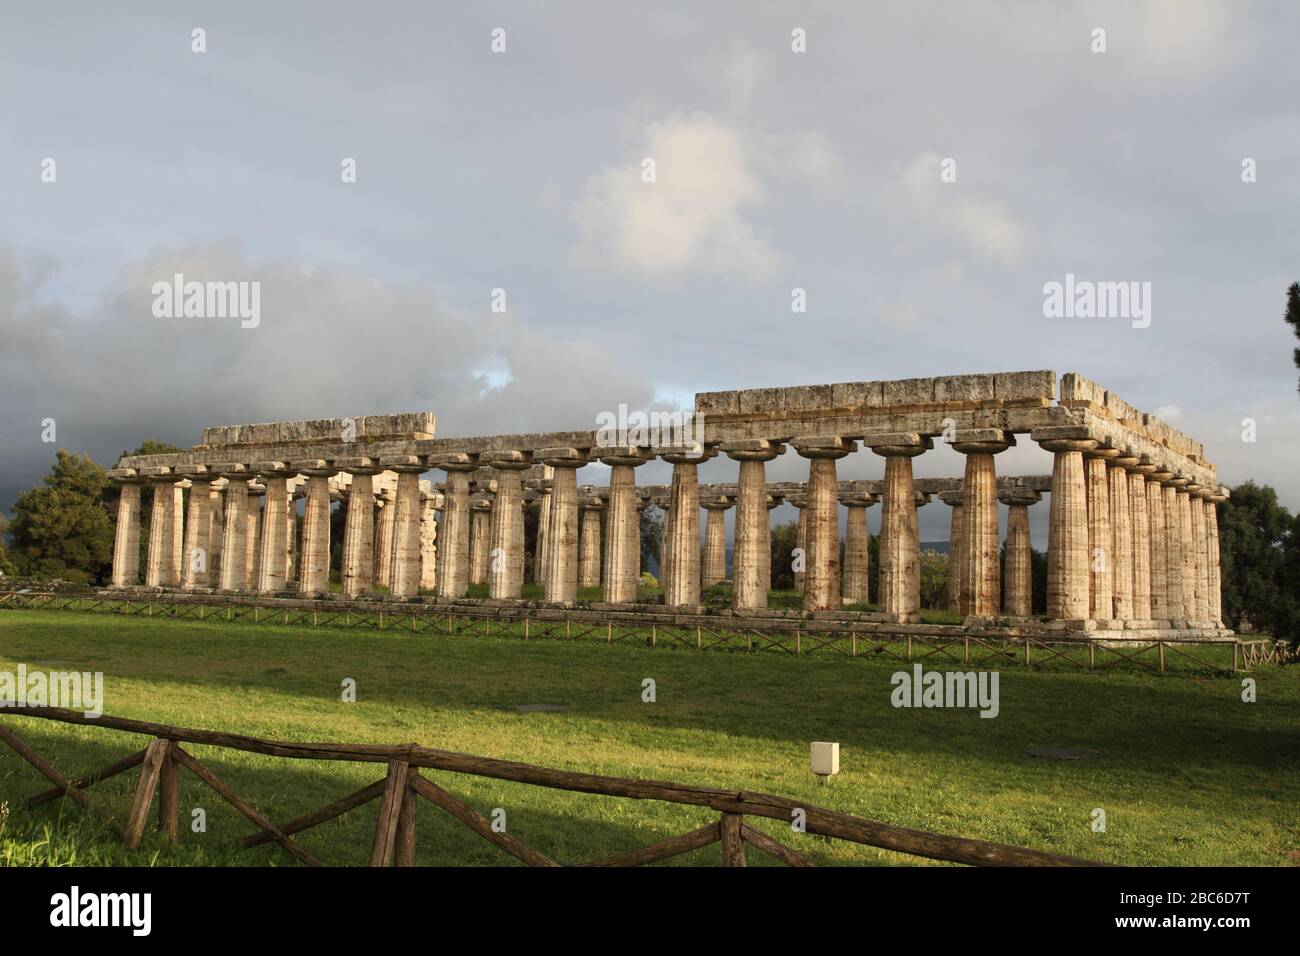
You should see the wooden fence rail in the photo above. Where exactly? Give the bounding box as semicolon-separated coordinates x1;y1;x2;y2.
0;706;1103;868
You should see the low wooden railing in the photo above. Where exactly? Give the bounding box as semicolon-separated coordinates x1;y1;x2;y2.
0;707;1103;867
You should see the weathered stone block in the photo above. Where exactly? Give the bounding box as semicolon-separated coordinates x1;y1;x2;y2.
829;381;886;408
993;370;1056;404
934;373;993;404
882;377;935;406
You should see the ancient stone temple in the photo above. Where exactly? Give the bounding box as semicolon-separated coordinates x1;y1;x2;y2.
107;371;1229;637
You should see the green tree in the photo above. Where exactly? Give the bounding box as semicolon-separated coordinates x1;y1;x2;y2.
1286;282;1300;396
918;550;949;609
639;508;663;575
0;513;14;577
7;450;114;583
1217;481;1298;640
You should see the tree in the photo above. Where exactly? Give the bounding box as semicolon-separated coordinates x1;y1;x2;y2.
770;520;799;590
639;508;663;576
1286;282;1300;396
1217;481;1299;641
918;550;949;609
0;513;14;577
7;450;114;583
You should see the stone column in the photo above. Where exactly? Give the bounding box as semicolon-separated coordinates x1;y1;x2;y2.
1147;471;1171;620
468;497;492;586
110;473;143;587
1107;456;1137;620
661;449;713;607
255;464;290;593
285;481;301;588
385;460;427;599
1175;480;1196;624
999;490;1040;617
1084;449;1116;620
792;501;808;592
478;453;527;600
1187;484;1208;623
578;496;604;590
1206;490;1226;626
793;437;854;612
215;466;251;592
294;466;333;597
374;489;396;590
764;495;782;592
533;470;553;585
938;491;964;612
431;454;476;599
244;484;263;590
339;459;379;597
539;448;585;604
1162;479;1187;621
1129;464;1154;620
181;470;213;589
599;449;650;604
700;497;732;588
953;430;1012;617
168;482;185;587
208;481;225;583
420;492;441;592
1037;433;1097;621
144;472;175;588
840;494;874;606
721;440;783;611
870;434;929;623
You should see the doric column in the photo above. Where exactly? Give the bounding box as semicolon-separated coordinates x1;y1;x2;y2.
1147;470;1171;620
1036;432;1097;621
1129;463;1155;620
1206;489;1226;626
430;454;476;599
579;495;604;590
374;488;396;590
285;480;302;587
763;495;782;592
110;470;143;587
869;434;930;623
1187;483;1208;623
384;459;427;599
214;464;251;592
481;451;530;600
598;448;650;604
1162;478;1187;621
938;491;964;612
290;463;332;597
793;437;854;612
208;481;225;583
792;501;807;592
339;458;379;596
244;483;263;590
255;463;291;593
661;448;714;607
840;493;874;606
539;447;586;604
953;430;1012;617
468;496;492;586
700;496;733;588
420;492;441;592
533;468;554;585
1107;455;1137;620
144;470;176;588
1084;448;1117;619
721;440;783;611
180;469;213;589
999;489;1041;617
167;481;185;587
1174;479;1195;624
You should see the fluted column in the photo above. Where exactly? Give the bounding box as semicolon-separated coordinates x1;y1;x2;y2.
1206;491;1226;626
1187;484;1208;623
468;497;492;587
244;484;263;590
1162;479;1186;620
579;496;604;590
216;466;251;592
386;462;426;599
1084;449;1116;619
340;459;379;596
721;440;783;610
1038;435;1097;620
1129;464;1154;619
792;502;808;592
144;474;175;588
1107;456;1136;620
661;449;713;607
870;435;929;623
284;482;301;587
374;490;396;590
296;467;333;596
110;474;143;587
181;471;213;589
1147;471;1171;620
700;497;732;587
482;452;529;600
793;437;854;612
1175;481;1195;624
256;465;290;593
840;494;873;605
953;431;1012;617
168;482;185;587
599;449;649;604
432;455;476;599
420;493;441;592
208;482;225;582
534;470;553;585
999;490;1040;616
540;448;585;604
938;491;964;612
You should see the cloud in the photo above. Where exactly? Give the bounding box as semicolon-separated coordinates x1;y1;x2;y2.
901;151;1030;266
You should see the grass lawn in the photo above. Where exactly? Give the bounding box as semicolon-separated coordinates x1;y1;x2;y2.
0;608;1295;867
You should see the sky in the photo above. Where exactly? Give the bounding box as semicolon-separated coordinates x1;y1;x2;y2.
1;0;1297;549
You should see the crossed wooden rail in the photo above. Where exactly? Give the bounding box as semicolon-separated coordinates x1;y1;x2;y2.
0;706;1104;867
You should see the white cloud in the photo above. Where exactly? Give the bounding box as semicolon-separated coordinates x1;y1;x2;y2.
901;151;1030;265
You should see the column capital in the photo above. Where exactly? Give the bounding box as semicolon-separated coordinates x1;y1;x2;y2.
597;446;652;467
1085;446;1121;461
838;492;876;508
428;452;479;473
335;456;382;476
865;432;931;457
720;438;785;462
378;455;428;473
938;490;964;507
107;466;144;483
998;489;1042;506
950;429;1013;455
480;449;534;471
1108;454;1141;469
289;459;336;478
701;495;735;510
537;446;587;469
659;446;717;465
791;436;857;459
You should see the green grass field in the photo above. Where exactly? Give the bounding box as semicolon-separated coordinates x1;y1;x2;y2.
0;608;1296;867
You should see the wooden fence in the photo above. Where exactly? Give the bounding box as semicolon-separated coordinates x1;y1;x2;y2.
0;707;1103;868
1;589;1274;674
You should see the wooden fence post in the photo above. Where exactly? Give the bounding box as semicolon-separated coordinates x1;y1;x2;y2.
124;739;169;849
369;758;411;867
720;812;746;866
157;740;178;842
395;779;418;867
